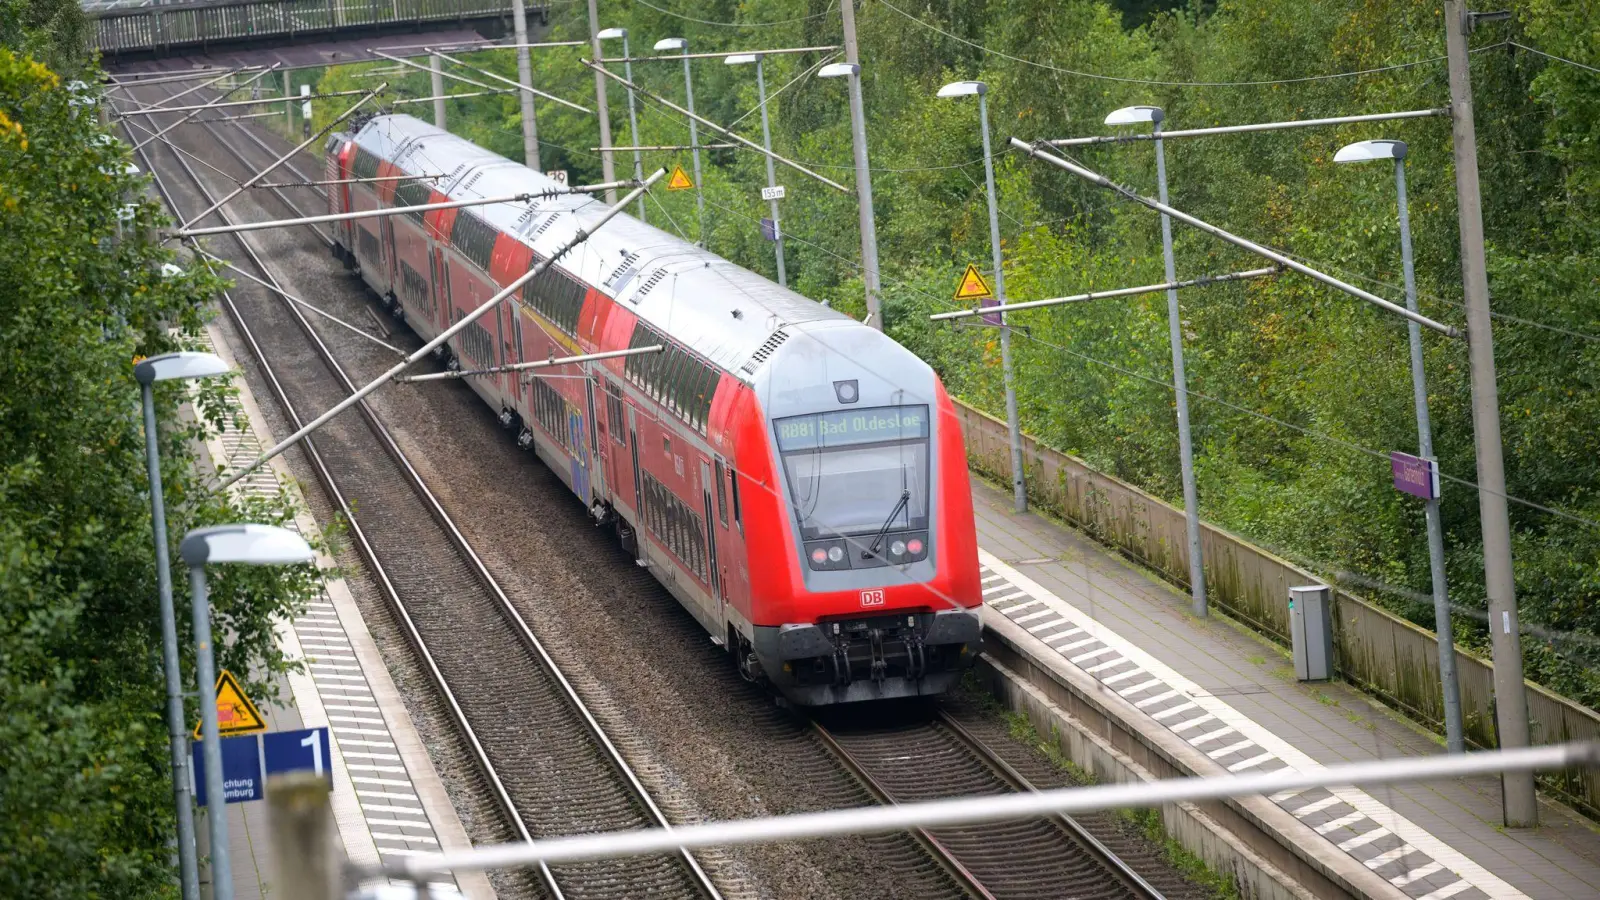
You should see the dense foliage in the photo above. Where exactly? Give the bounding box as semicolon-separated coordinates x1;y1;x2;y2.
313;1;1597;706
0;45;321;897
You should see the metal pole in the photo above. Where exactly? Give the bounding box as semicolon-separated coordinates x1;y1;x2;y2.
839;0;882;329
430;54;447;128
679;47;706;243
180;85;386;228
1047;108;1450;147
930;268;1277;320
755;57;786;286
1154;119;1207;616
583;63;850;192
1008;139;1459;337
510;0;540;171
141;386;200;900
1395;157;1464;754
977;93;1024;512
187;565;232;900
587;0;617;201
621;35;645;220
220;170;665;487
1443;1;1533;823
282;71;291;135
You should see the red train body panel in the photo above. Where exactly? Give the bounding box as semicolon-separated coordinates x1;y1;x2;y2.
325;115;981;704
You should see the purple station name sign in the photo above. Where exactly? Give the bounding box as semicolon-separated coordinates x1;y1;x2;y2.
1391;451;1440;500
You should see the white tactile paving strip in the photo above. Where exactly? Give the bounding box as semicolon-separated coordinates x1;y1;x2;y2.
192;329;465;896
979;549;1526;900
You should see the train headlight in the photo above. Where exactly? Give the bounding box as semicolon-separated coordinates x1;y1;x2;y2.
890;540;906;558
811;548;828;565
907;538;924;556
827;546;844;562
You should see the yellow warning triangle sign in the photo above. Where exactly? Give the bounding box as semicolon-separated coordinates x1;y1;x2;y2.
954;263;994;302
667;165;695;191
194;670;268;738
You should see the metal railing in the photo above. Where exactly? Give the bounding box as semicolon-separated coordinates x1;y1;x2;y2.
90;0;531;57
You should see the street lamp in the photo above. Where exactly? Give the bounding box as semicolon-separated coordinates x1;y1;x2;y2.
937;80;1024;514
179;524;316;900
655;37;705;242
728;53;787;287
134;350;234;900
598;27;646;222
1334;138;1464;754
1105;104;1208;618
818;62;881;329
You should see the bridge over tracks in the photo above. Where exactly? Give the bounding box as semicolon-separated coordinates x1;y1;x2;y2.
89;0;543;63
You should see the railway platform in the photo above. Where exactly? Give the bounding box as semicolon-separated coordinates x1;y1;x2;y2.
190;324;494;900
970;478;1600;899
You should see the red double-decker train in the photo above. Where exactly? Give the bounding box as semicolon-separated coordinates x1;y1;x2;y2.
324;114;981;704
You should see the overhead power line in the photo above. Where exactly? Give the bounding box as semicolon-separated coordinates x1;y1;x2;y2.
1510;41;1600;76
877;0;1452;87
630;0;837;28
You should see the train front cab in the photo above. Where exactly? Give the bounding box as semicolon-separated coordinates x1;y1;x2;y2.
737;325;983;706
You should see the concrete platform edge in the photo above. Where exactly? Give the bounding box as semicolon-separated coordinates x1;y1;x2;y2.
207;320;497;900
980;609;1409;899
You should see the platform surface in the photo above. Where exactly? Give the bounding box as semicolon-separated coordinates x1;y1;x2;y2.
194;324;494;900
971;478;1600;900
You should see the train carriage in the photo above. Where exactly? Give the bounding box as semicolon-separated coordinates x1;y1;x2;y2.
325;114;982;705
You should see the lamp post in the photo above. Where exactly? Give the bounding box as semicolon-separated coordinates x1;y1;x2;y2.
179;524;316;900
818;62;881;329
938;80;1023;512
728;53;787;287
598;28;645;221
1106;105;1208;617
1334;138;1464;754
655;37;705;242
134;350;234;900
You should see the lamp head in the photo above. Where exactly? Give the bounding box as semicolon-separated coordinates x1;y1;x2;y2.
179;524;315;567
937;80;987;98
597;27;627;40
654;37;687;52
134;351;232;386
1334;139;1407;163
1105;105;1163;126
817;63;860;79
725;54;760;66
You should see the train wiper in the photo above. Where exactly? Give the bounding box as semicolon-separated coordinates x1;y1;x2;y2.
865;489;911;559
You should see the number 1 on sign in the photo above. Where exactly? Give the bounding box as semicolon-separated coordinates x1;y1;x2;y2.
300;731;324;776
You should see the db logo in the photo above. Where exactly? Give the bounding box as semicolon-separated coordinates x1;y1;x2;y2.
860;589;885;608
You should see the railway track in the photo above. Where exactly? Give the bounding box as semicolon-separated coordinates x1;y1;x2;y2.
815;708;1168;900
114;81;720;900
112;83;1208;900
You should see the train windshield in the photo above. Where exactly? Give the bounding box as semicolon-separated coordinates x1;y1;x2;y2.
774;405;930;540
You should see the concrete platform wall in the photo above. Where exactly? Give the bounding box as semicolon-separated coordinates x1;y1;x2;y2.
954;400;1600;818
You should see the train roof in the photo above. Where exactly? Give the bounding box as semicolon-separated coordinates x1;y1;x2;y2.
351;114;864;383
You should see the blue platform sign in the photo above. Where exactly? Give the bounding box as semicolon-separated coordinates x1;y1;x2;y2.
760;217;779;242
263;727;333;787
191;735;264;805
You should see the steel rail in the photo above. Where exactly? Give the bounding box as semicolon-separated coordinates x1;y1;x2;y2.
124;82;720;900
116;88;555;896
808;720;995;900
935;712;1167;900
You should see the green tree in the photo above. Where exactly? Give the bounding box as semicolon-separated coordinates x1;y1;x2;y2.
0;50;323;896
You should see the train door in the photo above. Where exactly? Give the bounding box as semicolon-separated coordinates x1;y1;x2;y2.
712;456;732;605
380;216;395;294
627;406;644;562
512;307;525;409
566;400;589;501
584;373;606;502
700;460;725;623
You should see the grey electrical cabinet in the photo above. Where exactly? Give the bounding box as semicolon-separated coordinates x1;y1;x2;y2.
1289;584;1333;681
